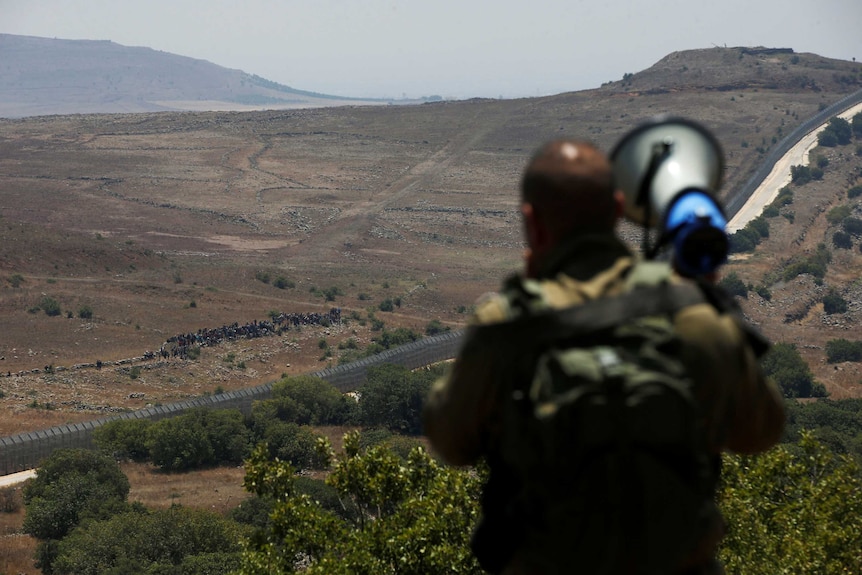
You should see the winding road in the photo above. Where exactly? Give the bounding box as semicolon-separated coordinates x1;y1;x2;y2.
727;102;862;233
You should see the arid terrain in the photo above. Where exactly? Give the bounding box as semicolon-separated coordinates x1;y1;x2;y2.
1;47;862;440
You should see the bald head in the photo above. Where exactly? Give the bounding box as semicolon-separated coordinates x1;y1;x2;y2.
520;140;617;240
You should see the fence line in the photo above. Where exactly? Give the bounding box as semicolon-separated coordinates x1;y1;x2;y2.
723;87;862;219
0;330;465;475
4;89;862;476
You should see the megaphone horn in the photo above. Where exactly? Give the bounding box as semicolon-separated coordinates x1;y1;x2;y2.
610;116;728;277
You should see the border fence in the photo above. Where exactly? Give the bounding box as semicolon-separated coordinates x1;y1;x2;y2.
0;330;464;476
4;89;862;477
723;87;862;219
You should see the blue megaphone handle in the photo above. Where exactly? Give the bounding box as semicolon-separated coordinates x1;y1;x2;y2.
665;190;728;277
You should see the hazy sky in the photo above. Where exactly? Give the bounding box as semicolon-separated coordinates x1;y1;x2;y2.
2;0;860;100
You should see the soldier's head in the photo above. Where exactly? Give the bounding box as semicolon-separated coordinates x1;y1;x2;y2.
520;140;623;274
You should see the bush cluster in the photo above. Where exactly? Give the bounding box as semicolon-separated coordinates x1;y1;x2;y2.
826;339;862;363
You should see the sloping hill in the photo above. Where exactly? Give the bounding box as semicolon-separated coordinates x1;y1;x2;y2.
0;46;861;437
0;34;388;117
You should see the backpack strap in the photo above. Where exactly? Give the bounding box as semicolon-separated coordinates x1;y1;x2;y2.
471;281;708;348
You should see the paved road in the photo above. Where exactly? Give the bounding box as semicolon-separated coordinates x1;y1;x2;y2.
0;469;36;487
727;102;862;233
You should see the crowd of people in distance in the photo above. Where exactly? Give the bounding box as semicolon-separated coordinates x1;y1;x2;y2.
155;308;342;360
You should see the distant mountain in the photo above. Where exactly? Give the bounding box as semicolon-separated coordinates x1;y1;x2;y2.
0;34;391;118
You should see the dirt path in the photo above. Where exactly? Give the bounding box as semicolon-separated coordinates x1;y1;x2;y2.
727;102;862;232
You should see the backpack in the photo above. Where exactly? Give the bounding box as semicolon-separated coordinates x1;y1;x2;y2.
470;262;728;575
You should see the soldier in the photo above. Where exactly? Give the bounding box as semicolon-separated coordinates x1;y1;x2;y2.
423;139;785;575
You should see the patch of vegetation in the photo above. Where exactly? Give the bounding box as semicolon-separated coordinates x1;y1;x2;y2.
782;243;831;281
825;339;862;363
827;204;852;224
39;296;61;317
273;276;295;289
718;272;748;298
760;342;827;398
817;116;852;147
822;290;848;314
834;230;854;249
425;319;451;335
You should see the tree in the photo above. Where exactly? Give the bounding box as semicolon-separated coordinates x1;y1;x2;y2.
817;129;839;147
358;364;439;435
760;342;826;398
825;339;862;363
826;116;853;145
728;230;757;254
238;434;483;575
23;449;131;572
93;418;153;461
145;408;253;471
147;415;213;471
267;375;357;426
719;433;862;574
52;506;244;575
262;421;328;469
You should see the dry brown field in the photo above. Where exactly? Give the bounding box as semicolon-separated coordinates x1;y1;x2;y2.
1;48;862;437
1;46;862;574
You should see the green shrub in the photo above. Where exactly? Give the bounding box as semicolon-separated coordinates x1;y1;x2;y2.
425;319;451;335
762;204;780;218
848;185;862;199
77;305;93;319
823;290;848;314
782;244;831;281
843;217;862;236
273;276;294;289
761;342;826;398
52;506;243;575
833;230;853;249
718;272;748;298
39;296;61;317
775;187;794;206
825;339;862;363
791;164;812;184
755;285;772;301
826;205;851;224
262;422;327;469
94;419;153;461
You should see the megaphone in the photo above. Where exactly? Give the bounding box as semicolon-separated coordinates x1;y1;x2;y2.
610;116;728;277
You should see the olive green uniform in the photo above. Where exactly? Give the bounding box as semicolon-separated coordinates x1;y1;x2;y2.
423;232;785;574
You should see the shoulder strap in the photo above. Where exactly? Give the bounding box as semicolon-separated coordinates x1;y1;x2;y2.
470;282;707;348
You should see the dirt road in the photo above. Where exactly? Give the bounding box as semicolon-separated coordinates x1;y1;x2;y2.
727;102;862;232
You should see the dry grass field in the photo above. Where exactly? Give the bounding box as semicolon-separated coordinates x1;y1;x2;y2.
0;46;862;574
1;48;862;437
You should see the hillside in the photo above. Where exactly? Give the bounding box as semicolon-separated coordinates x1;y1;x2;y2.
0;34;390;118
0;46;861;437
